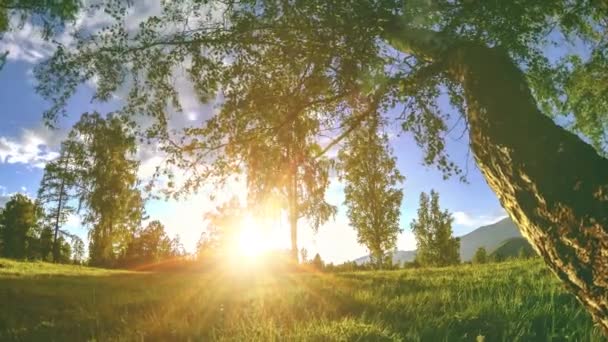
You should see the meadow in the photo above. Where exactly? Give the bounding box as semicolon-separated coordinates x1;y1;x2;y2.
0;258;603;341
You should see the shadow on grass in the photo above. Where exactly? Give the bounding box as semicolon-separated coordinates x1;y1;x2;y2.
0;265;603;341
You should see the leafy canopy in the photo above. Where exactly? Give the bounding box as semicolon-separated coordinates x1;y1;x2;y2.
34;1;608;192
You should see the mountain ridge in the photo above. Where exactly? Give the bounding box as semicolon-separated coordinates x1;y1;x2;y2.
353;216;523;264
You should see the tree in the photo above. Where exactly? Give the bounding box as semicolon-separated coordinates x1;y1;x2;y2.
411;190;460;267
197;197;243;261
0;194;41;259
300;248;308;264
33;1;608;332
339;114;404;269
311;253;324;271
71;235;85;264
120;220;176;267
55;236;72;264
37;143;80;262
473;247;488;264
64;113;145;267
37;226;54;261
490;252;505;264
188;45;339;263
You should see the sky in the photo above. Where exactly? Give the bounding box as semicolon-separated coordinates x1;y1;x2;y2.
0;4;509;264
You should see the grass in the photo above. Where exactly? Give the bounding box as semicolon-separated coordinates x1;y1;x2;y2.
0;258;604;341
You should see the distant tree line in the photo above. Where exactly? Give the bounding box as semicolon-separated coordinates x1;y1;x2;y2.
0;113;184;269
0;194;79;263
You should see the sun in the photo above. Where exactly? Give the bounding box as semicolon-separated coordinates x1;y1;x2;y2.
235;215;271;258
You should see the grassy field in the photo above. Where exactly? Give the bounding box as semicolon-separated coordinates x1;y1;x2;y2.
0;258;604;341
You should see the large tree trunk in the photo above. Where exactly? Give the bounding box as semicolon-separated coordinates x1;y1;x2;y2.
385;24;608;333
446;43;608;332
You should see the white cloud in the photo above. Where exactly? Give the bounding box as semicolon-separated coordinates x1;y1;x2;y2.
452;209;508;228
0;1;152;66
0;128;63;168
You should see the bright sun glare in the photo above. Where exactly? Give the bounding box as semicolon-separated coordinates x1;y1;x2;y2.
236;215;272;258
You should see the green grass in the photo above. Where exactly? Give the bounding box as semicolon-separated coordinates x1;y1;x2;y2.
0;258;604;341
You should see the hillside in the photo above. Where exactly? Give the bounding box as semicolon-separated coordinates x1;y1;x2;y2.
353;249;416;265
355;217;522;264
0;258;602;340
491;237;537;259
459;217;522;260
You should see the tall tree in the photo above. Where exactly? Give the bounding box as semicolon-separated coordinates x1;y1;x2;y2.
33;0;608;332
65;113;145;267
0;194;41;259
37;143;79;262
339;115;404;269
411;190;460;267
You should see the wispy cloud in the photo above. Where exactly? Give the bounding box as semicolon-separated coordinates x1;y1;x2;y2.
0;128;63;168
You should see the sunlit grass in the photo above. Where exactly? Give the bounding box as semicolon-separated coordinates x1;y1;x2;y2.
0;258;603;341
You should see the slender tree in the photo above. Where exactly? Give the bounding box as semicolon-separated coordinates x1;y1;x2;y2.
339;115;404;269
37;143;79;262
65;113;145;267
300;248;308;264
33;0;608;332
71;235;85;264
411;190;460;267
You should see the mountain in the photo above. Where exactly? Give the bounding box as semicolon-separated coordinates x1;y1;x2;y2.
353;250;417;265
353;217;522;265
458;217;521;261
490;237;536;259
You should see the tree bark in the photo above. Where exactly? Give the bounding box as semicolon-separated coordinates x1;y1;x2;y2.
385;23;608;333
445;43;608;333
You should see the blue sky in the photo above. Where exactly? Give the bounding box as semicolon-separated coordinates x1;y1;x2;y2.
0;7;510;264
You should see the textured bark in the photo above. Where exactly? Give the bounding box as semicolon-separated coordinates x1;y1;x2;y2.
450;44;608;333
385;23;608;333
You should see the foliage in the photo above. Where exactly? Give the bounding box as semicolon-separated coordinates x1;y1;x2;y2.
411;190;460;267
472;247;488;264
62;112;145;267
33;1;608;183
339;114;404;269
0;257;603;340
0;194;41;259
0;0;80;70
300;248;308;264
311;253;324;271
0;194;75;263
71;235;85;264
37;143;80;262
119;220;180;267
196;197;243;261
491;252;506;263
